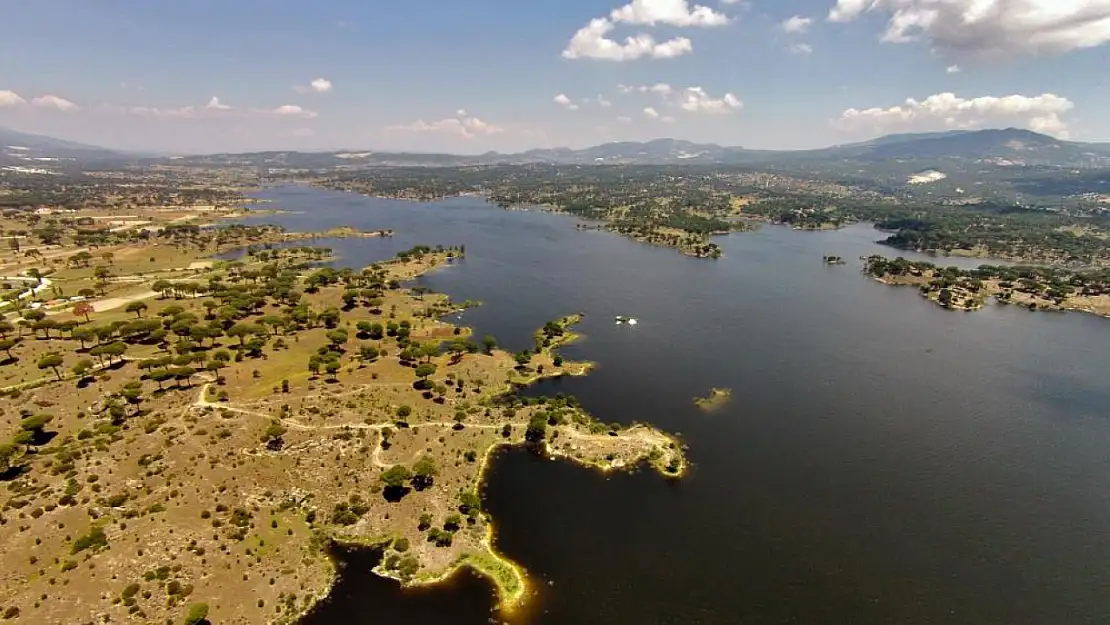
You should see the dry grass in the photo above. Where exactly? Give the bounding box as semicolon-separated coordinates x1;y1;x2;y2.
0;250;686;625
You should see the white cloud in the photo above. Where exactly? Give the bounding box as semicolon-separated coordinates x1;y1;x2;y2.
946;64;961;73
387;110;504;138
619;83;743;114
130;100;227;119
291;128;315;137
828;0;868;22
781;15;813;33
619;83;674;95
617;115;633;123
597;95;613;107
129;105;190;118
610;0;730;27
31;95;80;112
837;92;1075;137
827;0;1110;59
272;104;318;119
563;0;726;61
294;78;334;94
562;17;694;60
789;42;814;54
644;106;661;118
554;93;580;111
130;100;314;120
0;90;27;107
661;115;677;123
678;86;744;113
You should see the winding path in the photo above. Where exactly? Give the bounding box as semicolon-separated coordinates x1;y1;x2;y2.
190;383;502;468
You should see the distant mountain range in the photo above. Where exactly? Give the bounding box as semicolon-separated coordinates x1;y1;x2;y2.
0;127;124;166
4;126;1110;170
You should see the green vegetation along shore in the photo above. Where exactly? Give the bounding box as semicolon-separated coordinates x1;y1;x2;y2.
863;255;1110;316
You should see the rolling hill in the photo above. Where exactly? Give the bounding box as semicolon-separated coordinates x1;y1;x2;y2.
4;126;1110;170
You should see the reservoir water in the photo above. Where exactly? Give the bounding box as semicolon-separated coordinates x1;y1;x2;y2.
245;187;1110;625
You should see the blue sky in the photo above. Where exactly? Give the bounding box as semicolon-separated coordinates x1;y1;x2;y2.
2;0;1109;153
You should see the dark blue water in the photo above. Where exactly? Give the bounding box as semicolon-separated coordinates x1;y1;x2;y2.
248;186;1110;625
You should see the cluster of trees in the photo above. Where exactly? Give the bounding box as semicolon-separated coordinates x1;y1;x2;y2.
864;255;1110;305
0;412;56;476
316;166;743;255
394;244;465;262
747;192;1110;265
379;456;438;499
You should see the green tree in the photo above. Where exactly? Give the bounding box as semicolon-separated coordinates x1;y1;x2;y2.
525;413;547;443
149;369;173;390
102;341;127;364
259;315;284;336
172;366;196;388
0;337;21;360
72;358;95;379
226;323;254;346
359;345;380;362
38;351;64;380
420;342;439;362
206;360;227;384
71;327;94;348
21;413;54;438
152;279;173;298
183;602;209;625
414;362;437;384
0;443;18;475
482;335;497;355
32;317;58;339
380;465;412;489
459;491;481;515
326;328;349;348
125;301;148;318
317;307;340;328
412;456;438;489
118;381;143;409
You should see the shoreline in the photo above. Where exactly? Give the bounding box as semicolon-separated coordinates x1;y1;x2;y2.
861;255;1110;319
294;310;685;620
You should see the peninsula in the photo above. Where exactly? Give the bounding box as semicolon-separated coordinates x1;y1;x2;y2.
0;215;685;624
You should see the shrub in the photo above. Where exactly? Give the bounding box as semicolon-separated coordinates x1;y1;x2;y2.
183;602;209;625
71;526;108;554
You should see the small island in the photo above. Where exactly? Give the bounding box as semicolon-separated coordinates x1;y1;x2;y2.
862;255;1110;316
823;255;846;265
280;226;395;241
693;387;732;412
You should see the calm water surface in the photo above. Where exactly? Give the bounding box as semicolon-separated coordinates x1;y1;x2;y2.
246;187;1110;625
